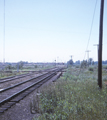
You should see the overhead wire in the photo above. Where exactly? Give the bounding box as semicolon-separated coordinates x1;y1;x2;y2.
78;0;98;75
83;0;98;60
3;0;5;64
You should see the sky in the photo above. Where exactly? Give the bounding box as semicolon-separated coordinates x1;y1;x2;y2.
0;0;107;63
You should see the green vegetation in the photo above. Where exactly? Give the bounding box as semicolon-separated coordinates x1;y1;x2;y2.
67;56;73;67
32;66;107;120
88;66;94;71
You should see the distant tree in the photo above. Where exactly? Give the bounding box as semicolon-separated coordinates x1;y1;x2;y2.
16;61;24;69
35;65;38;68
94;61;98;65
22;61;28;64
81;60;87;68
75;60;80;65
92;61;94;65
105;60;107;64
88;58;93;65
19;61;24;69
6;64;12;70
102;60;107;64
5;64;15;70
67;56;74;67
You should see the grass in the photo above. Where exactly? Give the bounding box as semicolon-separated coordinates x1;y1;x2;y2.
32;65;107;120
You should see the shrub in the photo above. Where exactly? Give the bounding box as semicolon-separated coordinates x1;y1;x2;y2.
88;67;94;71
35;65;38;68
75;65;80;68
81;60;87;68
103;65;107;69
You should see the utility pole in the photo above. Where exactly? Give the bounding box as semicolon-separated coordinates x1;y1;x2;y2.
57;56;59;65
98;0;104;89
55;60;56;67
94;44;99;52
86;50;91;67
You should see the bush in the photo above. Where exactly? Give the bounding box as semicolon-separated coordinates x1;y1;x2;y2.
35;65;38;68
75;65;80;68
81;60;87;68
88;67;94;71
103;65;107;69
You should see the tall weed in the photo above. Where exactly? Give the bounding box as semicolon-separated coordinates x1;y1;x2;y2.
32;67;107;120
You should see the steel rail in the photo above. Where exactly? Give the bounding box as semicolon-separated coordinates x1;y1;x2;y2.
0;73;35;83
0;67;59;83
0;72;56;113
0;68;64;113
0;72;50;93
0;68;63;92
0;72;29;80
0;67;56;81
1;67;58;73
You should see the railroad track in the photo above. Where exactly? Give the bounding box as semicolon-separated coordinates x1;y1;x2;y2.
0;72;29;81
0;67;61;91
0;67;60;84
0;67;60;90
0;73;35;84
0;67;64;113
1;67;59;74
0;71;43;90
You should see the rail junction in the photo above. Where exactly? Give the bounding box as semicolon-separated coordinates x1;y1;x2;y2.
0;67;65;114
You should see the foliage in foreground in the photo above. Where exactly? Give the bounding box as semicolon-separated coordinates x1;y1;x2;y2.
32;67;107;120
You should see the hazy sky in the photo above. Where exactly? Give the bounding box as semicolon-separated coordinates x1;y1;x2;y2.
0;0;107;63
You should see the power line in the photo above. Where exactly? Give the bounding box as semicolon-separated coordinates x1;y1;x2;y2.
78;0;98;75
3;0;5;64
83;0;98;60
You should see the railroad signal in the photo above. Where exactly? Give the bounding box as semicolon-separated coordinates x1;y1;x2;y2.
93;44;99;51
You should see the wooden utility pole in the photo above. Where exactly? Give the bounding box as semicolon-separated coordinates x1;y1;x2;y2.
98;0;104;89
86;50;91;67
